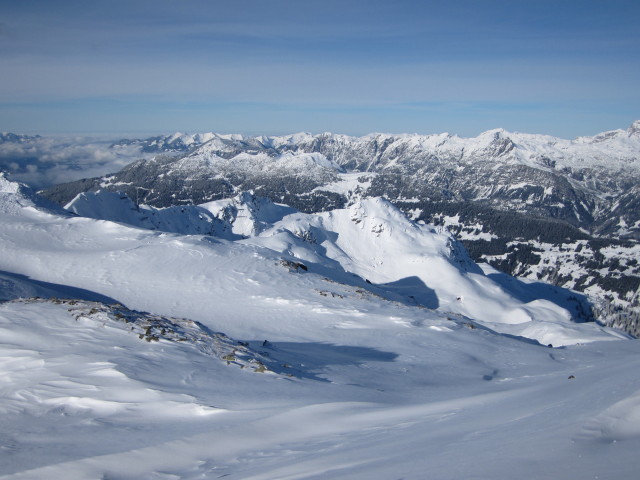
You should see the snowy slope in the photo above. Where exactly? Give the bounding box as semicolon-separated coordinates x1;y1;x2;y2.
2;177;640;479
248;197;624;345
65;189;297;239
0;172;67;216
65;190;238;238
1;294;639;480
60;186;621;346
34;123;640;340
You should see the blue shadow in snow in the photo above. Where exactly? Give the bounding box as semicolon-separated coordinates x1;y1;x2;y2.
247;341;398;382
378;276;439;309
0;270;120;304
484;269;594;323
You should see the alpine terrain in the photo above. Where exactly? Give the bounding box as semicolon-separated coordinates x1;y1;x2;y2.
37;121;640;335
1;155;640;478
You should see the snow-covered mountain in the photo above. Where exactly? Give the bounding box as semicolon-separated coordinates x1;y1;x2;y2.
2;169;640;479
38;122;640;334
39;183;618;345
43;122;640;234
110;131;224;154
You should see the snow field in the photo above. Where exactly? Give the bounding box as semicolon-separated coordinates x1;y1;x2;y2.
2;296;639;479
1;176;639;478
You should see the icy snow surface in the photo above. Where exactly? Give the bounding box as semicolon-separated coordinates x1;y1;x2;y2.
1;178;639;479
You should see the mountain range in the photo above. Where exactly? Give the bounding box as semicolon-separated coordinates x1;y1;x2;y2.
32;122;640;336
3;168;640;478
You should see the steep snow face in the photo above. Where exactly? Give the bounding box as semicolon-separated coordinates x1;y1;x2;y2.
248;197;594;342
0;172;67;216
0;172;21;194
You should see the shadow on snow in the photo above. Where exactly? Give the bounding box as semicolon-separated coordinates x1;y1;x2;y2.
245;340;399;382
0;270;120;304
484;269;594;323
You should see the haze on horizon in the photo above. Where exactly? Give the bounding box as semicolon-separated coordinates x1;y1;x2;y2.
0;0;639;138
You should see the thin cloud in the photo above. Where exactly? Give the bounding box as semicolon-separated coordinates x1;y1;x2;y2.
0;0;638;137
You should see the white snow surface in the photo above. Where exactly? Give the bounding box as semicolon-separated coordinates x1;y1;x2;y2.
183;120;640;174
246;196;624;345
65;190;238;239
136;120;640;174
60;188;624;346
1;178;639;479
201;191;296;238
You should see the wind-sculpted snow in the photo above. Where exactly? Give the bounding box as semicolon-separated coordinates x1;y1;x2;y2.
3;298;274;372
1;177;639;479
246;197;622;344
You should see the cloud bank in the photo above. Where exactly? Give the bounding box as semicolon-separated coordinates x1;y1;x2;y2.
0;134;147;189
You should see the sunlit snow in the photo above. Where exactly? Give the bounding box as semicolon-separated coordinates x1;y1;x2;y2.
1;174;639;479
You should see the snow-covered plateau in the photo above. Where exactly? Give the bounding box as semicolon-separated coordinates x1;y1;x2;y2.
1;174;640;479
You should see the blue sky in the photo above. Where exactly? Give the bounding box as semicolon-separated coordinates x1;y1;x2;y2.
1;0;639;137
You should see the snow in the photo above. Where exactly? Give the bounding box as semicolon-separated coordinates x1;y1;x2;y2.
480;237;639;310
1;295;639;479
65;190;237;239
275;120;640;173
2;185;627;349
180;146;342;181
201;192;296;238
244;197;610;345
162;121;640;178
312;172;375;197
1;177;639;479
578;389;640;442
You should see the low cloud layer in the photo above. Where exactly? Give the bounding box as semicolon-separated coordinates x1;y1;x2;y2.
0;134;149;189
